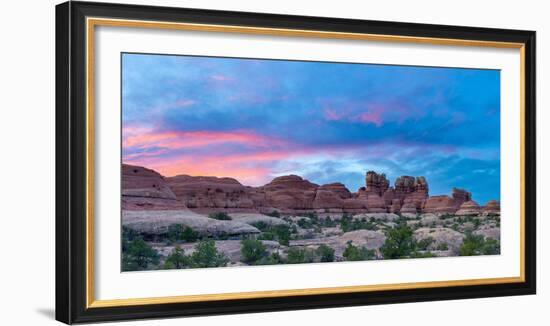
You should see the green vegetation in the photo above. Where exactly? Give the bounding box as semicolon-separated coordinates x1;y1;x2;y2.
252;223;292;246
436;242;449;251
410;251;436;258
266;210;281;218
162;240;228;269
460;233;500;256
167;224;199;243
287;247;316;264
316;244;335;262
380;224;416;259
122;237;160;271
343;241;375;261
416;237;434;251
163;246;189;269
189;240;229;267
439;213;455;220
208;212;232;220
241;239;268;264
340;214;378;232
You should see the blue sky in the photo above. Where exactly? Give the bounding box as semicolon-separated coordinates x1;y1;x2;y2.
122;53;501;204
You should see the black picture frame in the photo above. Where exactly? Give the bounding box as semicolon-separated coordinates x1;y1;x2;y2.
56;1;536;324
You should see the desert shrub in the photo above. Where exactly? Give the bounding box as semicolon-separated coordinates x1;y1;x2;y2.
122;238;160;271
339;214;353;232
266;210;281;218
410;251;436;258
167;224;199;243
439;213;454;220
316;244;335;262
251;221;269;231
189;240;228;268
257;252;283;265
209;212;232;220
320;216;337;228
343;241;375;261
164;246;190;269
436;243;449;251
182;226;199;242
122;226;140;251
167;224;184;242
287;247;315;264
306;212;319;223
253;223;292;246
297;218;314;229
380;224;416;259
272;224;291;246
340;215;377;232
241;239;268;264
417;237;434;251
257;232;275;241
460;233;500;256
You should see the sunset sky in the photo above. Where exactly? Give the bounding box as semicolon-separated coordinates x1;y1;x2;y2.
122;53;500;204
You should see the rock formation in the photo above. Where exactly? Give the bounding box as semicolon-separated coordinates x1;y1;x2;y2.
261;175;318;211
122;164;187;210
455;200;481;216
482;200;501;216
166;175;255;209
122;164;499;215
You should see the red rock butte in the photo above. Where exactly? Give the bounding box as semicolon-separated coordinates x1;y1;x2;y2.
122;164;500;216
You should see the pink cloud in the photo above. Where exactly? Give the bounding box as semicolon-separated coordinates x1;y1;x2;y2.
210;74;232;82
357;111;383;126
323;105;384;127
123;129;285;151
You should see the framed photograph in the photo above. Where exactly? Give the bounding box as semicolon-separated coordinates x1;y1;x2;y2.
56;1;536;324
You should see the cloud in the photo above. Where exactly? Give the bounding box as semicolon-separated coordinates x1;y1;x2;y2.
122;53;501;201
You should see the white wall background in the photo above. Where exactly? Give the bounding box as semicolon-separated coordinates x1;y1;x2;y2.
0;0;546;324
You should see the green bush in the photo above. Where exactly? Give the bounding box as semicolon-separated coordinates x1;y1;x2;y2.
122;238;160;271
343;241;375;261
241;239;268;264
417;237;434;251
316;244;335;262
209;212;232;220
297;218;314;229
251;221;269;231
266;210;281;218
410;251;436;258
460;233;500;256
164;246;190;269
189;240;228;268
122;226;140;251
320;216;337;228
182;226;199;242
257;232;275;241
167;224;199;242
340;215;377;232
252;223;291;246
287;247;315;264
380;224;416;259
257;252;283;265
436;243;449;251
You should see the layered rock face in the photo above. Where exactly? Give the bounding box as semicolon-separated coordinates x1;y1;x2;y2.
122;164;187;210
260;175;318;211
423;188;472;214
122;164;499;215
166;175;255;209
482;200;501;216
363;172;429;215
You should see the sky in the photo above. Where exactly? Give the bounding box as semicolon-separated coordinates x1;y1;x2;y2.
122;53;500;204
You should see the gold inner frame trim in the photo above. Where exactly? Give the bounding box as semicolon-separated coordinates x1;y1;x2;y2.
85;17;527;309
